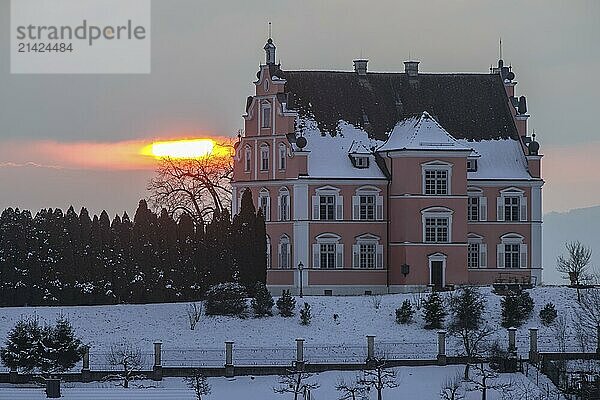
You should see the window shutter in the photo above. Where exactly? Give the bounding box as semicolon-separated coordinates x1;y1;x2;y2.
479;244;487;268
520;197;528;222
277;195;282;221
479;197;487;221
336;195;344;220
352;196;359;220
497;197;505;221
352;244;359;268
376;245;384;269
520;244;528;269
312;196;319;220
497;244;505;268
376;196;384;220
335;244;344;269
312;244;320;268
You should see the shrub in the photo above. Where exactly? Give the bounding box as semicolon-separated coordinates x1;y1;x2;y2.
422;291;447;329
276;290;296;317
448;286;485;333
396;300;414;324
251;282;274;317
501;288;534;328
300;303;312;325
539;303;558;326
204;282;248;317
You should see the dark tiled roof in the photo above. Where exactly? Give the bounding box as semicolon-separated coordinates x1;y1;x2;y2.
280;70;519;141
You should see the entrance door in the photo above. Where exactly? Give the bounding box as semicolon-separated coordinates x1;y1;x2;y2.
431;261;444;289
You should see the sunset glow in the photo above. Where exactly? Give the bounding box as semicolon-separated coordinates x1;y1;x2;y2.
147;139;216;159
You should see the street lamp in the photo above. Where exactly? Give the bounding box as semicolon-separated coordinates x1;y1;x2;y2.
298;261;304;298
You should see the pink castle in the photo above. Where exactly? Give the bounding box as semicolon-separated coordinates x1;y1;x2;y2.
232;38;543;295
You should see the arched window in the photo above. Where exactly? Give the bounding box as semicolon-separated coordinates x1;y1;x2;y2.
497;187;527;222
278;143;287;170
278;235;291;269
352;233;383;269
352;186;383;221
266;235;272;269
498;233;527;269
421;160;452;195
278;187;290;221
313;233;343;269
421;207;453;243
261;102;272;129
260;144;269;171
258;188;270;221
244;145;252;172
312;186;343;221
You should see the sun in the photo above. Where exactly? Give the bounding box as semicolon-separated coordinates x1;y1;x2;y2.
144;139;216;159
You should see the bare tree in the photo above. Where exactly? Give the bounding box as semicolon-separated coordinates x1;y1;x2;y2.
105;342;146;388
557;241;592;301
553;314;568;353
186;303;203;330
465;362;513;400
336;376;369;400
147;141;234;224
185;369;211;400
274;368;320;400
576;288;600;352
370;295;382;310
440;373;465;400
358;357;399;400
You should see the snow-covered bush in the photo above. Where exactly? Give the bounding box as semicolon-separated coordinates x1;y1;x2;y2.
395;300;414;324
539;303;558;326
105;342;146;388
251;282;274;317
422;291;447;329
185;370;211;400
300;303;312;325
501;288;534;328
276;290;296;317
204;282;248;318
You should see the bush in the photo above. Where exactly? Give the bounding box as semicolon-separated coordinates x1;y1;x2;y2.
396;300;414;324
539;303;558;326
422;291;447;329
0;315;84;373
204;282;248;317
300;303;312;325
251;282;274;317
501;288;534;328
276;290;296;317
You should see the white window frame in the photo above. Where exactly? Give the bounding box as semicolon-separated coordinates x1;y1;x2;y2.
278;143;287;170
278;187;290;221
421;161;452;196
278;234;291;269
497;233;527;269
261;102;272;129
258;188;270;221
313;233;343;269
421;207;453;243
312;186;343;221
244;145;252;172
352;233;383;269
352;186;383;221
428;252;447;287
354;156;369;168
497;187;527;222
259;144;269;171
467;187;487;222
467;233;487;269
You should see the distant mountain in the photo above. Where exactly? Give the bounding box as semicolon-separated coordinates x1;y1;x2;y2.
543;205;600;284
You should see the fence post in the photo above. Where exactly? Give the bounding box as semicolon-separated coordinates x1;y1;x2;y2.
529;328;539;363
296;338;305;370
81;345;91;382
366;335;376;361
508;327;517;354
437;330;447;366
153;342;162;381
225;341;234;378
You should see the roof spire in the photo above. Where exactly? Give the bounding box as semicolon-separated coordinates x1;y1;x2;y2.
264;24;276;65
268;21;272;39
499;37;503;61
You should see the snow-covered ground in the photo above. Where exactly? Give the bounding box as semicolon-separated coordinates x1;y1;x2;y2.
0;286;586;370
0;366;561;400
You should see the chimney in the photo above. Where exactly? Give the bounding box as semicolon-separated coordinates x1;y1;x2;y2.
353;59;368;76
404;61;419;78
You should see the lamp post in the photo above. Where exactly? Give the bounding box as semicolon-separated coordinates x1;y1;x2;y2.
298;261;304;298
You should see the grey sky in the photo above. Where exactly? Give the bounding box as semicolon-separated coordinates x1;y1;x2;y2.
0;0;599;216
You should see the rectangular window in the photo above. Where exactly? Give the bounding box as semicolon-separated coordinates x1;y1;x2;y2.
468;197;479;222
280;194;289;221
425;218;449;243
319;195;335;220
504;244;520;268
467;159;477;172
260;147;269;171
261;106;271;128
278;146;286;170
425;170;448;195
359;243;376;269
468;243;480;269
320;243;336;269
504;196;520;222
359;195;375;220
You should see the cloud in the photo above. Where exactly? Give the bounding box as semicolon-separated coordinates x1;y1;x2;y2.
0;161;64;169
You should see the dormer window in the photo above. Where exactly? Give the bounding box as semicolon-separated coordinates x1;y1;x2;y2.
350;155;369;169
467;159;478;172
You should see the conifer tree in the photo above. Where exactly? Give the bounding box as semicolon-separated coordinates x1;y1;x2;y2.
0;318;43;372
276;290;296;317
422;291;447;329
252;282;274;317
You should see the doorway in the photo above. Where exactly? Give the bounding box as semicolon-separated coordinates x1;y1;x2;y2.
431;261;444;289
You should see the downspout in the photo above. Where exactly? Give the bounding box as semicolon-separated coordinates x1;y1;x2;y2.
386;151;392;293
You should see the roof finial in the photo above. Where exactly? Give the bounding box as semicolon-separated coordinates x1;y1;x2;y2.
268;22;272;39
499;37;503;60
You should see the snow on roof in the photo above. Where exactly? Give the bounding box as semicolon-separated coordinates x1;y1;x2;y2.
298;118;386;179
348;140;372;155
461;138;532;180
378;112;473;152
